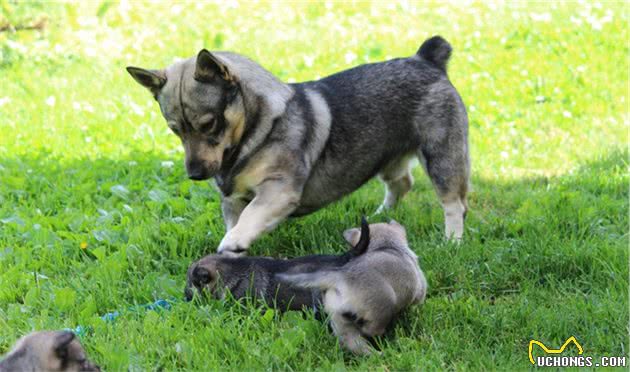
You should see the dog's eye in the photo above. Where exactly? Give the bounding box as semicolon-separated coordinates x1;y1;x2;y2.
342;311;367;327
197;118;216;134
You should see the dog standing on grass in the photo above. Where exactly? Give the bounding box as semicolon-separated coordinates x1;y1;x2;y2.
128;36;469;255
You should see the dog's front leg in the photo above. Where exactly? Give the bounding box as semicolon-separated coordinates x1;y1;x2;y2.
217;179;301;255
221;196;247;231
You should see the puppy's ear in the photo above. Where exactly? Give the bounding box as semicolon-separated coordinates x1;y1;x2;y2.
195;49;233;82
388;219;402;228
192;266;214;287
53;331;75;364
343;228;361;247
126;67;166;96
388;219;407;238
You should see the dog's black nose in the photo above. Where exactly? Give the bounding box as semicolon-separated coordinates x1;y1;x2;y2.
184;287;194;302
188;171;209;181
186;159;212;180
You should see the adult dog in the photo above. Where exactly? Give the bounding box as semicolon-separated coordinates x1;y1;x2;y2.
127;36;469;255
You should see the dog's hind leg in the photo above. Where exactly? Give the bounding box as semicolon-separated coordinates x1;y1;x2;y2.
375;154;415;214
416;125;469;241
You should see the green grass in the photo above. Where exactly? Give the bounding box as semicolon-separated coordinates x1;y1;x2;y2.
0;1;628;370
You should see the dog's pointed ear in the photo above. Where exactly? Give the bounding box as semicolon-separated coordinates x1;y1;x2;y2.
388;219;402;228
53;331;75;362
126;67;166;95
388;219;407;237
343;227;361;247
195;49;233;82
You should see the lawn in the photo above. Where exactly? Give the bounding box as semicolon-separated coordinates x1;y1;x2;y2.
0;1;628;370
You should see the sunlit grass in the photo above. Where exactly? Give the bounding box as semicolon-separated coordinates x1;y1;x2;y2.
0;1;627;370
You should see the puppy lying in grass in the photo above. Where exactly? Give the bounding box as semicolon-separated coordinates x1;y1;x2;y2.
279;220;427;355
185;219;370;310
0;331;100;372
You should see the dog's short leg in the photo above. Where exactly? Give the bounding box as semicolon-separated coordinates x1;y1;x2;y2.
217;180;300;255
221;197;247;231
376;154;415;214
441;195;466;240
417;138;469;241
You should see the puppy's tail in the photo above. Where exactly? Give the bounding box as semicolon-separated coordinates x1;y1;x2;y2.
417;36;452;73
345;216;370;258
277;271;342;291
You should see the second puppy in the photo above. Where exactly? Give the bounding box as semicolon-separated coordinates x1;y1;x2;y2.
279;220;427;355
184;219;370;310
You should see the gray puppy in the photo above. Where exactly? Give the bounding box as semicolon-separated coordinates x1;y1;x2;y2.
0;331;99;372
279;220;427;355
127;35;469;255
185;219;370;310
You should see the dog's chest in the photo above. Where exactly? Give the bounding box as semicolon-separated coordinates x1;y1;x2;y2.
215;149;278;198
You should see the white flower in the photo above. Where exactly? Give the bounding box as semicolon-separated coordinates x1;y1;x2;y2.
530;12;552;22
161;161;174;168
45;96;56;106
563;111;573;118
303;55;315;68
344;52;357;64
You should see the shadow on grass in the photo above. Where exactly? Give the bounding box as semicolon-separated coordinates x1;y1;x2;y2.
0;147;626;267
0;148;627;364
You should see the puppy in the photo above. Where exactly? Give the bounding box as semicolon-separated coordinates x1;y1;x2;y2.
279;220;427;355
185;219;370;311
0;331;99;372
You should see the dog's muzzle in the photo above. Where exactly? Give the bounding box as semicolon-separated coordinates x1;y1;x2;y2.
186;160;219;180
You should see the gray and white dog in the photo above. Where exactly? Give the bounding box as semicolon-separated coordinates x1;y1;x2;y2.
0;331;100;372
127;36;469;255
279;220;427;355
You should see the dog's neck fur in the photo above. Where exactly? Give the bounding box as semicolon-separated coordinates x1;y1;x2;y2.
212;53;295;197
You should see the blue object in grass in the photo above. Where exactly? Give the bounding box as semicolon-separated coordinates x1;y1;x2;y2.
67;299;175;337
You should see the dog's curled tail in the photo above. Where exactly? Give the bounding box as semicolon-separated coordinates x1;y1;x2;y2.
417;36;452;73
277;271;342;291
345;216;370;258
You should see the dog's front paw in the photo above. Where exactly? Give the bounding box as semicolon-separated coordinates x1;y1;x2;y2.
218;246;248;257
217;236;248;257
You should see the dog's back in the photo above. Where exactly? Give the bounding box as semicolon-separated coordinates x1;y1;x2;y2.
296;37;466;214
